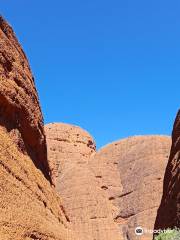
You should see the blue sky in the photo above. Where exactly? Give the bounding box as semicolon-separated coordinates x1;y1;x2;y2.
1;1;180;148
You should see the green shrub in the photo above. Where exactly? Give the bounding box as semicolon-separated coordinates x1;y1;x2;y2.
154;228;180;240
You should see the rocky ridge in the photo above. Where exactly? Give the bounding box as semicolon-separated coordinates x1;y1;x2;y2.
0;16;78;240
0;16;50;181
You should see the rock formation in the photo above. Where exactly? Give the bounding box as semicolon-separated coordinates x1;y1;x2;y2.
91;136;171;240
45;122;96;186
154;110;180;231
45;123;123;240
46;123;171;240
0;16;78;240
0;15;175;240
0;16;50;181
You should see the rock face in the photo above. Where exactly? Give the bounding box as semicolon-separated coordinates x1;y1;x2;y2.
45;123;123;240
0;16;50;181
0;17;77;240
1;16;173;240
155;110;180;230
46;123;171;240
45;123;96;186
91;136;171;240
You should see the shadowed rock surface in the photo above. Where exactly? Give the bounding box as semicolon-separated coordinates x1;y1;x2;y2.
0;17;79;240
155;110;180;231
91;136;171;240
45;123;124;240
0;16;50;181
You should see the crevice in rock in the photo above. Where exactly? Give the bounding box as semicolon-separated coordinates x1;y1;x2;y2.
118;191;133;198
60;205;70;222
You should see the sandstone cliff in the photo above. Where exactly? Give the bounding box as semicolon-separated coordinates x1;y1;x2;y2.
46;123;171;240
91;136;171;240
154;110;180;230
0;16;50;181
1;15;174;240
45;123;124;240
0;17;78;240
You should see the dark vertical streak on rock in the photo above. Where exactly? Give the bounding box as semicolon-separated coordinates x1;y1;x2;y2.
154;110;180;232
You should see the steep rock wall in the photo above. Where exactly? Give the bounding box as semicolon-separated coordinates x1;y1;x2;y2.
155;110;180;230
0;17;78;240
0;16;50;181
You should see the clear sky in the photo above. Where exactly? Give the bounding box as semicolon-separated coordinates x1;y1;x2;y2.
1;1;180;148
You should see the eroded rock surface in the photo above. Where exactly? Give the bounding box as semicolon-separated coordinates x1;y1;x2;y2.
0;17;78;240
45;123;96;186
91;136;171;240
0;16;50;181
45;123;123;240
155;110;180;230
46;123;171;240
1;16;173;240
